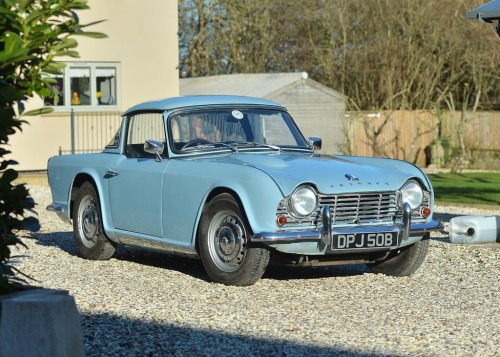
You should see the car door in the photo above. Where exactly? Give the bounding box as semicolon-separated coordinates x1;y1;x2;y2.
108;112;168;237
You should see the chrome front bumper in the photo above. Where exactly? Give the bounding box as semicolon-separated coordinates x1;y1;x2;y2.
252;203;443;245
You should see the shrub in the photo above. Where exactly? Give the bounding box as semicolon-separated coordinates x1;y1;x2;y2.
0;0;105;294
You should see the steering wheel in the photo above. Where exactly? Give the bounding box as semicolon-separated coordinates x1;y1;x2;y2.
181;138;212;150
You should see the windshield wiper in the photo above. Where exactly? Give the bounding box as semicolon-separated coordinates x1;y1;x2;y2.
229;141;282;153
216;142;239;153
183;142;238;153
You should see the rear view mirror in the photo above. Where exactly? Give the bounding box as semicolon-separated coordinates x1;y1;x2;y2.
144;139;164;162
308;137;322;152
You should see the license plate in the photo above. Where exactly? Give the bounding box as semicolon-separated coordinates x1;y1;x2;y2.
332;232;398;249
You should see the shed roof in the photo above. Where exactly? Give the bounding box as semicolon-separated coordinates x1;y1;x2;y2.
180;72;345;101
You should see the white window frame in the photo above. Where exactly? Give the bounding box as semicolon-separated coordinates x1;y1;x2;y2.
45;61;121;112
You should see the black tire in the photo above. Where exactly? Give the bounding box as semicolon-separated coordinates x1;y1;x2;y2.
367;238;429;276
73;182;116;260
198;193;270;286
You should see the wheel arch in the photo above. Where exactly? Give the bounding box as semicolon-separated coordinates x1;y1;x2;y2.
195;187;248;254
205;188;246;214
70;173;98;219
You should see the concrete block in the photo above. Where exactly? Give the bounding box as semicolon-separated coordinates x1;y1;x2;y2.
0;289;84;357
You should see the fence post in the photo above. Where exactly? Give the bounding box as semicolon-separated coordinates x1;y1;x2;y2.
71;109;75;155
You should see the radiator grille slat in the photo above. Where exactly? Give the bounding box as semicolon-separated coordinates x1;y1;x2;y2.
329;193;397;225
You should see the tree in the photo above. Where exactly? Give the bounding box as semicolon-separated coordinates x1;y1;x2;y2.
0;0;105;294
178;0;500;111
179;0;293;76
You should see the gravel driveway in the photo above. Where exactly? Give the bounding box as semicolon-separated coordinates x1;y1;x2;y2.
17;185;499;356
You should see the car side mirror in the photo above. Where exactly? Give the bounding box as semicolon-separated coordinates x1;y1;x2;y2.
144;139;164;162
308;137;322;152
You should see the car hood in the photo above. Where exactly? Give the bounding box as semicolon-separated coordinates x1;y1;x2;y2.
201;152;429;195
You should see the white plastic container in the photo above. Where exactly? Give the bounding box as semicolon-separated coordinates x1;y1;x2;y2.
449;215;500;244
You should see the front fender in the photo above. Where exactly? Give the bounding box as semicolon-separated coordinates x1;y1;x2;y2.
162;160;284;249
205;177;284;235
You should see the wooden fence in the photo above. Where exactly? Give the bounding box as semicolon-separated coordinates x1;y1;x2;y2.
345;110;500;168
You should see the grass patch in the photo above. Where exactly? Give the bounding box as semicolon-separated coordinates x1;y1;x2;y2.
428;172;500;206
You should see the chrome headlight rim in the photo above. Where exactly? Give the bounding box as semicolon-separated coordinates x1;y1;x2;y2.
399;180;424;210
287;185;318;219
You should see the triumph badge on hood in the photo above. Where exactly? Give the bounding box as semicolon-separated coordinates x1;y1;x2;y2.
345;174;359;181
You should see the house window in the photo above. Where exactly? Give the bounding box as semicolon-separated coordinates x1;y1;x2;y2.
45;62;120;110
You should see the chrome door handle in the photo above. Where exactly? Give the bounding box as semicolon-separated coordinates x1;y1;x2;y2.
105;169;119;177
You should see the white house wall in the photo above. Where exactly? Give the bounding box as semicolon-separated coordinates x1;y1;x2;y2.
8;0;179;171
72;0;179;109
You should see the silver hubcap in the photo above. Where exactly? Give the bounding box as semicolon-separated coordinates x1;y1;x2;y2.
78;194;99;248
208;210;247;272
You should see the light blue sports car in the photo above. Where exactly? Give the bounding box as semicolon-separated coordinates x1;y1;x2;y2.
47;96;442;286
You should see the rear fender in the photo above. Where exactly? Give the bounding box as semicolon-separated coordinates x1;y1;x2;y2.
69;168;119;242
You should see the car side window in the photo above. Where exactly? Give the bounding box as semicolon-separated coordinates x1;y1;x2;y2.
126;113;165;158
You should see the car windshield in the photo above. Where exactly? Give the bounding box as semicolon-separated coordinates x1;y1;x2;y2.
169;108;310;152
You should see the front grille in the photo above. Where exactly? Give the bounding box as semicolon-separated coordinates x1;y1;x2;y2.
321;192;398;226
277;190;431;228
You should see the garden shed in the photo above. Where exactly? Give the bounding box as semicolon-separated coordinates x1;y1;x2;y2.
180;72;346;155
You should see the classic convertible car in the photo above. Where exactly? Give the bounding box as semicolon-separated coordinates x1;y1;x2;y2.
47;95;442;286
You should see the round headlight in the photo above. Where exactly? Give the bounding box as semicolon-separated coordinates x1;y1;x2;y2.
289;186;318;218
400;181;424;209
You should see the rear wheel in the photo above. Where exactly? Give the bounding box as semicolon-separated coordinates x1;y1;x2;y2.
367;238;429;276
198;193;270;286
73;182;115;260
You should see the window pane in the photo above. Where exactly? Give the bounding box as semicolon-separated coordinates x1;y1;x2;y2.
128;113;165;145
126;113;165;158
260;113;297;145
169;109;306;147
43;63;119;109
96;67;117;105
106;129;120;147
44;76;64;106
70;67;91;105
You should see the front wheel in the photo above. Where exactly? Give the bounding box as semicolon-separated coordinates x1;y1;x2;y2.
73;182;116;260
198;194;270;286
367;238;429;276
